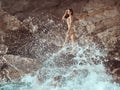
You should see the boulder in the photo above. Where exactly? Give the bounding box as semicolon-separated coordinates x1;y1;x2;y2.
0;9;22;31
1;54;41;81
0;44;8;54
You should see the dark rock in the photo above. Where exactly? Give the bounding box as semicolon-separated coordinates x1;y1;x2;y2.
0;44;8;54
3;54;41;81
0;8;22;31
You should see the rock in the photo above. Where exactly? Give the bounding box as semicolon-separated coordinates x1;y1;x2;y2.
86;21;95;33
0;0;119;83
3;54;41;81
0;9;22;31
0;0;89;19
0;0;119;51
97;26;120;49
0;44;8;54
0;30;5;43
3;14;22;31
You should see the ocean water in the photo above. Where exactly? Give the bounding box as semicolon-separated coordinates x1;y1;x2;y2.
0;16;120;90
0;44;120;90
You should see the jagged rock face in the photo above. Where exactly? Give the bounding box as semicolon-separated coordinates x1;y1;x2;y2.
0;0;119;60
0;0;119;55
0;0;119;49
78;0;120;50
0;0;89;19
2;55;41;81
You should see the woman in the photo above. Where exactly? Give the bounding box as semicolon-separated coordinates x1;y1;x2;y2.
62;9;76;47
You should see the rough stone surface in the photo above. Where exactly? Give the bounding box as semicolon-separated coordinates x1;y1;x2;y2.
0;9;22;31
0;44;8;54
2;55;41;81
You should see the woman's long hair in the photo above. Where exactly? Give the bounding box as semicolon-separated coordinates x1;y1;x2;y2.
64;8;73;18
68;8;73;15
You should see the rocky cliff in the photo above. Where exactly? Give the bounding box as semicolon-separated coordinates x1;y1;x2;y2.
0;0;120;82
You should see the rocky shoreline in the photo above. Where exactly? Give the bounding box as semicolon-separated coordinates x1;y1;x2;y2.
0;0;120;83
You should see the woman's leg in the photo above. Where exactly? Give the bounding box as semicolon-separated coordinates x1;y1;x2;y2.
70;33;76;48
63;32;70;47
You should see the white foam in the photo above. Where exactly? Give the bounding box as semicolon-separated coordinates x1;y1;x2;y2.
1;43;120;90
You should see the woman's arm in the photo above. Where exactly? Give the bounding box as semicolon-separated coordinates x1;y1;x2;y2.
62;10;67;20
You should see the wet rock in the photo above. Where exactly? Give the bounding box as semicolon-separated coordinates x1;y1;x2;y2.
0;0;119;83
0;44;8;54
97;26;120;49
76;1;120;51
86;21;95;33
3;54;41;81
0;0;119;60
0;31;5;43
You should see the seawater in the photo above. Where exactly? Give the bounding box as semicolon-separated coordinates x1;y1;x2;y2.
0;44;120;90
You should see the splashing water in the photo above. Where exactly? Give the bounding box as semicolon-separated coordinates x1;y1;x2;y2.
0;44;120;90
0;16;119;90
